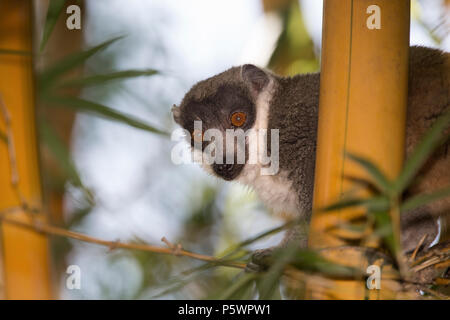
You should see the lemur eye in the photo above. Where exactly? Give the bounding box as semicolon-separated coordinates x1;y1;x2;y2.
192;129;203;142
230;112;247;127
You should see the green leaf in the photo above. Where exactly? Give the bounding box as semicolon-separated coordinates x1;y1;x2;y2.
218;273;258;300
66;206;92;228
373;211;396;255
337;222;369;233
148;269;210;299
321;198;365;211
287;249;357;278
44;95;168;136
0;49;32;56
401;186;450;213
346;153;393;194
39;36;124;90
321;196;389;213
218;220;297;259
57;69;159;88
39;119;95;205
395;110;450;194
255;278;282;300
257;246;298;299
40;0;67;52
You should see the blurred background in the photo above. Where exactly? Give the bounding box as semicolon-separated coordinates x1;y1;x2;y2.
7;0;449;299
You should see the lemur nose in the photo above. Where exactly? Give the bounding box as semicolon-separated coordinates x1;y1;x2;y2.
214;164;234;174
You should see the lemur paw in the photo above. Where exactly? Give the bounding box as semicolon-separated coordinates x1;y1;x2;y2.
245;248;274;273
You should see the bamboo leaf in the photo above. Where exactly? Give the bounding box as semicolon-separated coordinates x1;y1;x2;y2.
39;120;95;205
40;120;80;185
395;110;450;194
346;153;393;194
321;198;365;211
57;69;159;88
373;211;396;255
0;49;32;56
148;269;210;299
40;0;67;52
66;206;92;228
44;95;169;136
218;273;258;300
401;186;450;213
337;222;368;234
39;36;124;90
218;220;297;259
257;247;296;299
255;278;282;300
321;196;389;213
288;249;357;278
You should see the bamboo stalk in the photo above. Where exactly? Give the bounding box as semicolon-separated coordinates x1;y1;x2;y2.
307;0;410;299
0;0;52;299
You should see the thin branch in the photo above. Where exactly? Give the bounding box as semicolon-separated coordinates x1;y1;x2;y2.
0;211;246;270
410;234;427;262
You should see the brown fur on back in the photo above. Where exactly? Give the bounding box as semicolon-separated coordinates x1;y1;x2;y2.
403;46;450;247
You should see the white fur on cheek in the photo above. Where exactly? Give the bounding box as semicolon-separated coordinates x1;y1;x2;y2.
236;79;300;218
238;165;300;218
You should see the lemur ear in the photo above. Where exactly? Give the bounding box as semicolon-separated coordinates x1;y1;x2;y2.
241;64;269;95
171;104;181;125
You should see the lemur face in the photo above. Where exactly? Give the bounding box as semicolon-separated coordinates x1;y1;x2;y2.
172;65;270;181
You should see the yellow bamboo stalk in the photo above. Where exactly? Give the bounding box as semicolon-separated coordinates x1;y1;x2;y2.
307;0;410;299
0;0;52;299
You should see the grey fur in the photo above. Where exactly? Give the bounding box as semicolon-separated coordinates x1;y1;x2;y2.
267;73;319;217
